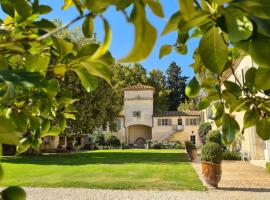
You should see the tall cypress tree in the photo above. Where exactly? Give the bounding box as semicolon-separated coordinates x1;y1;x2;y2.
166;62;189;111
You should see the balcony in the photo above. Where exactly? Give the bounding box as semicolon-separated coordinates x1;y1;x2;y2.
172;125;184;131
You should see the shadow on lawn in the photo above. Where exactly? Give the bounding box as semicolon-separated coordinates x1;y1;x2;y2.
2;151;190;166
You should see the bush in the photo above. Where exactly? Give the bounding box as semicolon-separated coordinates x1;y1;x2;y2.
206;130;222;145
151;143;164;149
222;150;241;160
105;134;121;148
149;141;184;149
266;162;270;173
201;142;223;163
198;122;212;144
121;142;129;149
92;132;105;146
185;141;196;152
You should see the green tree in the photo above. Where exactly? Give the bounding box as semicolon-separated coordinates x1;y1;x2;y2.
166;62;189;111
178;99;199;111
147;69;170;112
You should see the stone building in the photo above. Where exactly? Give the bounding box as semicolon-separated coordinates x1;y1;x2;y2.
115;84;202;148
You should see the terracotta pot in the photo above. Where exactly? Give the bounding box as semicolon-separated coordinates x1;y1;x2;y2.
201;161;222;187
187;149;197;161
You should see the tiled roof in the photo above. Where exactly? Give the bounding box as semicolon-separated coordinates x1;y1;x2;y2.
124;83;154;91
153;110;201;117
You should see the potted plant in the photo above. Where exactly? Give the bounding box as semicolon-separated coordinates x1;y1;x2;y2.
201;142;223;187
184;141;197;161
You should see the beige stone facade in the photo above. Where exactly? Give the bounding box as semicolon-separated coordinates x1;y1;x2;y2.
116;84;202;148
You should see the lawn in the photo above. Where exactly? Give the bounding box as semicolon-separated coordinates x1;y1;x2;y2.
1;150;205;190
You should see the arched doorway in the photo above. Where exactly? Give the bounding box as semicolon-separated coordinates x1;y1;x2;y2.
128;125;152;148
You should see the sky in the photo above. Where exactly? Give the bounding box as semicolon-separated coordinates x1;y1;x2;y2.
0;0;200;78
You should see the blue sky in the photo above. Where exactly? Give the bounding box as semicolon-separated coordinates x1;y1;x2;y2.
0;0;199;78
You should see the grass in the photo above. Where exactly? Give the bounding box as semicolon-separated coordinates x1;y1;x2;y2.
1;149;205;190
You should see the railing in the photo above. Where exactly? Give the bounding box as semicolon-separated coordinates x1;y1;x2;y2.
172;125;184;131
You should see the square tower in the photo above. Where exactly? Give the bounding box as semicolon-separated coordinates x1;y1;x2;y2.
124;83;154;128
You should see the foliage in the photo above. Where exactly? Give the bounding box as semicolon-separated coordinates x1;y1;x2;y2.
178;99;199;111
105;134;121;148
222;150;241;161
184;141;196;152
206;130;222;145
92;132;105;146
166;62;189;111
150;141;184;149
201;142;223;163
198;122;212;145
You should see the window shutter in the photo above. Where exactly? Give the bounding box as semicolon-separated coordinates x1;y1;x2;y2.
186;118;189;125
158;119;161;126
168;119;172;126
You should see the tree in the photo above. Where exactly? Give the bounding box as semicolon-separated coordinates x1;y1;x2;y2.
147;69;170;112
166;62;189;111
178;99;199;111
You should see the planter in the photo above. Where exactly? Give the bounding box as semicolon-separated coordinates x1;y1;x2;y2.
187;149;197;161
201;161;222;187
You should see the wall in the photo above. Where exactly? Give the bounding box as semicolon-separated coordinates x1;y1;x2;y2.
124;89;153;127
128;125;152;144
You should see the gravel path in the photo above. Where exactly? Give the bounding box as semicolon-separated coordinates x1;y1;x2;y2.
24;187;270;200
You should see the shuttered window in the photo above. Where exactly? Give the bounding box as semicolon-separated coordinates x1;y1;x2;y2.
186;118;200;126
158;119;172;126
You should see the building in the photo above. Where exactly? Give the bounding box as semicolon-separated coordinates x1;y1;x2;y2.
202;56;270;167
115;83;202;148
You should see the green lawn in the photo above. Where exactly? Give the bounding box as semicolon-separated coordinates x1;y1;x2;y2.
1;150;205;190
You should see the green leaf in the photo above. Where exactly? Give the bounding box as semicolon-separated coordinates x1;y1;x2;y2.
40;120;51;134
34;19;57;30
210;102;224;120
14;0;32;20
58;97;78;105
82;15;94;38
119;1;157;62
53;38;74;60
37;5;52;14
16;138;31;155
116;0;133;10
178;11;210;32
249;34;270;68
223;7;253;43
63;113;76;120
162;11;181;35
25;54;50;75
62;0;73;10
199;26;228;74
0;116;20;145
244;109;260;129
255;67;270;90
59;114;66;131
223;81;242;97
72;0;84;16
233;0;270;19
178;0;195;20
46;79;60;98
80;60;112;84
85;0;116;13
2;82;16;102
256;117;270;140
90;18;111;60
185;77;200;98
251;16;270;38
73;68;99;92
245;67;257;87
41;127;61;137
198;98;211;110
145;0;164;18
159;45;172;59
222;114;240;144
1;0;15;17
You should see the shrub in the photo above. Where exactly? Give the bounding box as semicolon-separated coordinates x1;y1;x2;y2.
201;142;223;163
151;143;164;149
92;132;105;146
185;141;196;152
266;162;270;173
198;122;212;144
206;130;222;145
121;142;129;149
105;134;121;148
222;150;241;160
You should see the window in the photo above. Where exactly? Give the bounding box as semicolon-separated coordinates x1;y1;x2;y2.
190;135;196;145
178;119;182;125
59;136;66;146
115;119;121;130
186;118;200;126
133;111;141;117
158;119;172;126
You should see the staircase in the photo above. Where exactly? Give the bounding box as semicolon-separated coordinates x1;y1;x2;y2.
158;130;177;143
